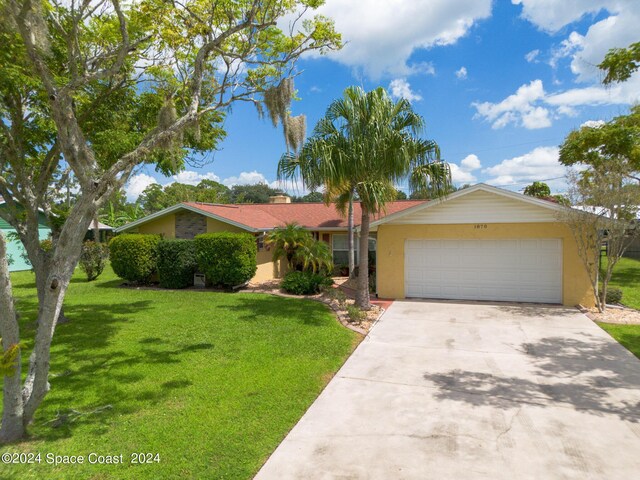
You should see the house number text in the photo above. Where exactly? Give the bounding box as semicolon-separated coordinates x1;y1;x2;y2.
473;224;488;229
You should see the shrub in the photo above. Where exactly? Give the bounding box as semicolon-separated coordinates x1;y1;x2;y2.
346;304;366;323
40;238;53;252
109;234;160;284
334;264;349;277
157;239;197;289
603;287;623;304
195;232;257;288
323;285;347;308
79;241;109;281
281;270;333;295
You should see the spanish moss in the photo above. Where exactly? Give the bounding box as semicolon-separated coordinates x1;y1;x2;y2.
157;97;178;149
263;78;294;127
283;114;306;153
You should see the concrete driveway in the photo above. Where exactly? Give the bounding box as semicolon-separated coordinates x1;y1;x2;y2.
256;300;640;480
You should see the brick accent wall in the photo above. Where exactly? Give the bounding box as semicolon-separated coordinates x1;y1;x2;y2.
175;211;207;239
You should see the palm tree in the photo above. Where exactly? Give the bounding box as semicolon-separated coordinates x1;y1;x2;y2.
279;86;451;309
266;222;312;269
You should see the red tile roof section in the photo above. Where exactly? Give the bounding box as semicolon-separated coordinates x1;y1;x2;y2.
182;200;427;230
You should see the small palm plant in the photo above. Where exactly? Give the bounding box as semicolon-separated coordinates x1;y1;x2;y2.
267;223;333;274
295;238;333;274
266;223;313;269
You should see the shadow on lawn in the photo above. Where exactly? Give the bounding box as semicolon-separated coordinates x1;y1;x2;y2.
606;261;640;288
24;288;328;442
215;293;336;327
30;299;212;442
423;333;640;423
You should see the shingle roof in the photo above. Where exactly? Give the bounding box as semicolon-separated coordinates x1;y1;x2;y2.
182;200;427;230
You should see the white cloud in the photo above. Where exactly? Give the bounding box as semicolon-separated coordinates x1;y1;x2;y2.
222;170;270;187
473;77;640;129
455;66;468;79
272;177;311;196
407;61;436;76
472;80;551;129
450;164;476;184
514;1;638;82
580;119;605;128
512;0;611;33
461;154;481;171
545;77;640;106
483;146;566;187
223;173;311;196
286;0;492;78
525;49;540;63
549;31;584;69
450;154;481;184
389;78;422;103
125;174;158;202
172;171;221;186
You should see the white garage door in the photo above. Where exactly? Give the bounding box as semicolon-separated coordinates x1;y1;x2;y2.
405;239;562;304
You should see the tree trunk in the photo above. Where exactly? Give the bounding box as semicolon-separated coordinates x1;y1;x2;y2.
93;217;100;243
21;277;67;425
355;206;371;309
348;195;355;278
0;233;24;443
1;199;94;441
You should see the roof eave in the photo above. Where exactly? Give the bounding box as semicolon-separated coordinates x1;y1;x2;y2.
115;203;258;233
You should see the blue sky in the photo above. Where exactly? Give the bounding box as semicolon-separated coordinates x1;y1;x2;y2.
126;0;640;201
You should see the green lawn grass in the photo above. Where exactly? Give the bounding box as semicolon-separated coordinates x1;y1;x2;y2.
604;256;640;310
1;266;358;479
598;323;640;359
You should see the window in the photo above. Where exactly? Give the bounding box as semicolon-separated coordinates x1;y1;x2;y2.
256;234;265;251
332;234;376;265
332;234;351;266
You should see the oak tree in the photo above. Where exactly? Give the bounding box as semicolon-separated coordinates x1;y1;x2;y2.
0;0;340;442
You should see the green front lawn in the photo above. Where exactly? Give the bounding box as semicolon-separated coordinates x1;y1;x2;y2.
598;323;640;359
604;256;640;310
1;266;358;479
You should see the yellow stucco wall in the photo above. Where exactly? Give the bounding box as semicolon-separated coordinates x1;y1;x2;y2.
206;217;245;233
254;249;288;282
376;222;594;307
138;214;175;238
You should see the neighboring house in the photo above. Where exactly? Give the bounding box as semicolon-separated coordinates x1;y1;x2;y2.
116;184;595;307
0;197;51;272
1;197;111;272
116;194;425;282
574;205;640;259
85;221;114;243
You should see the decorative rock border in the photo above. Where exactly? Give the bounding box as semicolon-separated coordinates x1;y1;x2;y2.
578;303;640;325
240;285;385;336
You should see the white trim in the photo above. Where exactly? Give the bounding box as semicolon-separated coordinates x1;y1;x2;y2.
115;204;258;233
370;184;569;227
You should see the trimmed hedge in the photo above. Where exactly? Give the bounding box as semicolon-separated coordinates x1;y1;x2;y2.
195;232;257;288
281;270;333;295
109;234;160;284
157;239;197;289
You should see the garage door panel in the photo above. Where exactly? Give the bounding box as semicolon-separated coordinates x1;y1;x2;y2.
404;238;562;304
